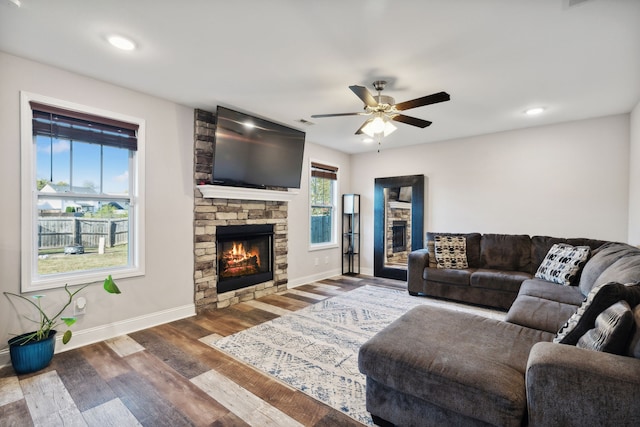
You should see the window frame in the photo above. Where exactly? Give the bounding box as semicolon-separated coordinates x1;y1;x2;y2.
308;160;338;251
20;92;146;292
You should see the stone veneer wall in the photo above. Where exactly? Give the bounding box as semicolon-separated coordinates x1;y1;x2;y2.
193;109;289;311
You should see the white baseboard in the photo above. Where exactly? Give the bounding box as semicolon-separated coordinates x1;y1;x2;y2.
287;268;343;288
0;303;196;370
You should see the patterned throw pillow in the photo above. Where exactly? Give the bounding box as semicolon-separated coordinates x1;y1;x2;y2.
434;235;468;269
576;301;633;354
535;243;591;286
554;282;640;345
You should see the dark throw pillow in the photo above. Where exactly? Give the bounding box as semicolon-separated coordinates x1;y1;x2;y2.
576;300;633;354
627;305;640;358
554;281;640;345
434;235;468;269
535;243;591;286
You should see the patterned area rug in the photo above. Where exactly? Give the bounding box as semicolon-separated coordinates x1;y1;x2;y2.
212;284;504;425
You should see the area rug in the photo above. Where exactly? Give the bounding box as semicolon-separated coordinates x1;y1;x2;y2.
212;284;504;425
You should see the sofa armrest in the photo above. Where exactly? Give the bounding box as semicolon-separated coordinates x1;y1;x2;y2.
407;249;430;294
526;342;640;426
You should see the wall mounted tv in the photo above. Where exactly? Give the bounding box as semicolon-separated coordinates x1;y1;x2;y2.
212;106;306;189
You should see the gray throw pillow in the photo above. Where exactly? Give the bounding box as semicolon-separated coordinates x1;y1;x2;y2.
535;243;590;286
577;301;633;354
554;281;640;345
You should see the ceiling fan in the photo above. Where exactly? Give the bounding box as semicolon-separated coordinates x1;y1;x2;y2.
311;80;450;137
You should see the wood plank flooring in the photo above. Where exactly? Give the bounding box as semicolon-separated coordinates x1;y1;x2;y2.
0;275;405;427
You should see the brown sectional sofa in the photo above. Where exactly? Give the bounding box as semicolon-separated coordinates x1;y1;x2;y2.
360;235;640;426
408;232;607;310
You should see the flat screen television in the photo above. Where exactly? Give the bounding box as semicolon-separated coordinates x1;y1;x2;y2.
212;106;306;189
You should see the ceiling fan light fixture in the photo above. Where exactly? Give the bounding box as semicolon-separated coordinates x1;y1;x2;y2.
361;115;397;138
382;120;397;137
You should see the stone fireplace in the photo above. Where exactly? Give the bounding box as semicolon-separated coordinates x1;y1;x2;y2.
193;109;289;311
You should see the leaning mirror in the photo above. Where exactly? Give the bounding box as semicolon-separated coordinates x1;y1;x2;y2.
374;175;424;281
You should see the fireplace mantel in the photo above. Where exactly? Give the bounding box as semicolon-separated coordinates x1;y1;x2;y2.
197;185;299;202
389;201;411;210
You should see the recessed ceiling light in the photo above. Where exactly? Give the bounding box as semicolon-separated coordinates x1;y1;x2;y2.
524;107;545;116
6;0;21;7
107;35;136;51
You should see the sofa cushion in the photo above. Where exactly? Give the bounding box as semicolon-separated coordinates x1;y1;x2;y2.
507;279;584;332
577;300;634;354
506;294;581;334
470;269;532;293
554;282;640;345
593;255;640;290
515;278;585;306
534;243;590;286
480;234;531;272
578;242;640;296
424;267;474;286
434;235;468;269
427;232;482;268
628;305;640;358
358;305;554;427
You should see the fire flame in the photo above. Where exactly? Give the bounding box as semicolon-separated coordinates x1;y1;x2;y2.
225;242;260;266
219;240;262;278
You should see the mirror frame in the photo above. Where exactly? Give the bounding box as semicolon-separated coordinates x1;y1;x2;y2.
374;174;425;281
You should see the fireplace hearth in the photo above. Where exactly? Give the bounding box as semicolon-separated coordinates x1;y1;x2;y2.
216;224;274;293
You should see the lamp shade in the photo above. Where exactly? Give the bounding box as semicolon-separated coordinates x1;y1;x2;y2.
361;115;397;138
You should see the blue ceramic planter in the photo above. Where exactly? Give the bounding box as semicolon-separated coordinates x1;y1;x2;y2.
8;330;57;375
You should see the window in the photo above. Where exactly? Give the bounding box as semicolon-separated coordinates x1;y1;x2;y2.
310;162;338;247
21;92;145;291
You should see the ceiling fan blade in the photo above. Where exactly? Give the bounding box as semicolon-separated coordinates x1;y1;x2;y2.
391;114;432;128
394;91;450;111
354;118;374;135
349;85;378;108
311;112;366;118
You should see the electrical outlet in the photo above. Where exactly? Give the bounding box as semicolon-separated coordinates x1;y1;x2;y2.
74;297;87;316
314;257;319;266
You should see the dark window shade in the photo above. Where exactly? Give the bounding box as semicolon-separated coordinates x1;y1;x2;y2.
311;162;338;180
31;102;138;151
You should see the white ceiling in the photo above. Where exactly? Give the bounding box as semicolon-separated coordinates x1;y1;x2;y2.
1;0;639;154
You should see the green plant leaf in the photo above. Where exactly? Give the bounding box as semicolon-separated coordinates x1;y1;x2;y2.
62;330;72;344
103;275;121;294
61;317;77;326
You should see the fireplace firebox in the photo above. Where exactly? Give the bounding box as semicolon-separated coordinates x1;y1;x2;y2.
392;221;407;253
216;224;274;293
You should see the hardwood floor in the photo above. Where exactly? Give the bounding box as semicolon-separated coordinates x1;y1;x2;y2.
0;275;405;426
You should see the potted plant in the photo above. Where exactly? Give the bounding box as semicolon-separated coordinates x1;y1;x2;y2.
4;275;121;374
